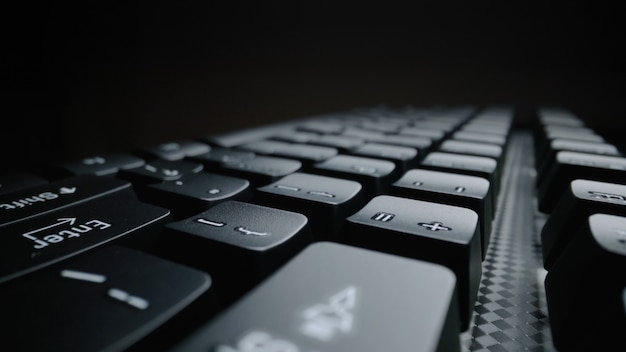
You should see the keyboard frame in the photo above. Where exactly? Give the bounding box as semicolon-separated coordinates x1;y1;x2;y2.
460;131;555;351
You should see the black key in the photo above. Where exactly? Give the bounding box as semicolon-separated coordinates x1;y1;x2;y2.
371;134;433;154
187;147;255;169
0;172;48;196
535;139;620;184
452;131;506;146
400;127;446;143
206;123;296;148
421;152;499;196
548;138;618;157
163;201;313;303
272;143;339;164
257;172;364;238
0;194;170;283
271;130;321;144
438;140;504;180
171;242;462;352
298;120;345;134
312;155;397;197
359;120;402;133
461;122;510;136
341;126;387;140
535;126;603;162
136;140;211;161
144;172;251;219
0;174;132;228
117;159;204;184
220;155;302;185
544;213;626;351
537;107;584;127
390;169;493;259
413;120;458;133
540;179;626;270
54;152;145;177
307;134;365;150
240;140;338;165
439;140;503;161
537;151;626;213
2;246;212;351
238;140;290;154
342;195;481;330
348;142;419;173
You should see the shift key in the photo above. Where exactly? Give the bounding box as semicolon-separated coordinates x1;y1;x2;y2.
0;194;170;283
0;174;133;227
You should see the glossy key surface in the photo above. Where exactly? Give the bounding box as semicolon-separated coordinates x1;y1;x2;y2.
390;169;493;259
343;195;481;330
545;214;626;351
163;200;313;302
257;172;364;238
1;246;212;351
0;194;170;283
171;242;461;352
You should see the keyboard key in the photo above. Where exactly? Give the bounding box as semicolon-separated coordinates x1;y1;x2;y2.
144;172;251;219
2;246;212;351
0;194;170;283
187;147;256;169
312;155;397;197
136;140;211;161
537;151;626;213
343;195;481;330
54;152;145;177
537;107;584;127
421;151;499;196
306;134;365;151
163;201;313;303
370;134;433;154
219;155;302;186
240;140;338;165
117;159;204;184
540;179;626;269
257;172;364;238
0;175;132;228
439;140;503;161
544;213;626;351
271;130;321;144
400;127;446;143
298;120;345;134
171;242;462;352
535;126;603;162
348;142;419;173
390;169;493;259
452;131;506;146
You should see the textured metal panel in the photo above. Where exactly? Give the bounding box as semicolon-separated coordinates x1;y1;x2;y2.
461;132;557;351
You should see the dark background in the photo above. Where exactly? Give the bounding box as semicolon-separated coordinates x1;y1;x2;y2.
2;2;625;171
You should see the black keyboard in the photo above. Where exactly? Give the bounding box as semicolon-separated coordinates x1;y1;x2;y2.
1;105;624;351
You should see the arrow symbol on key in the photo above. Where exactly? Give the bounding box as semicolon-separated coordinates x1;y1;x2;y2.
59;187;77;194
22;218;77;237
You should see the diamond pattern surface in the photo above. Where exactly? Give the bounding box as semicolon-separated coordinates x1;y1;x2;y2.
461;133;557;351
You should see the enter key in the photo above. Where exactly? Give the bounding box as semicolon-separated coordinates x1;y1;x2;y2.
0;194;170;284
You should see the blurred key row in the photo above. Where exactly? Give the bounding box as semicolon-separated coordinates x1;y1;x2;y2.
535;107;626;351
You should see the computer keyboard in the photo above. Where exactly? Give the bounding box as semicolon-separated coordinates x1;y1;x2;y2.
1;105;624;351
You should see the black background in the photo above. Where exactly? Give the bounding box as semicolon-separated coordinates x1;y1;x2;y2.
2;2;625;170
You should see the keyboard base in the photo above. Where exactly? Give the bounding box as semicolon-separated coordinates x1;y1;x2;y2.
461;131;556;351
